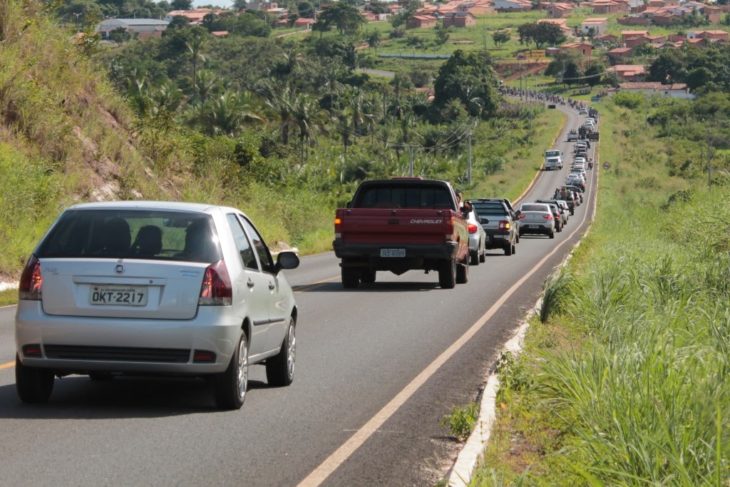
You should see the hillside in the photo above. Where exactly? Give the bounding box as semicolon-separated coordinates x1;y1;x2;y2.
0;0;177;279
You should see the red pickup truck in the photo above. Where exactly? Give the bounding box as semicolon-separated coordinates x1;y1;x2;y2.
333;178;470;289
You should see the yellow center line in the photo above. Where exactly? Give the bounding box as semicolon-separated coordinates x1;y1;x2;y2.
294;276;340;293
0;361;14;370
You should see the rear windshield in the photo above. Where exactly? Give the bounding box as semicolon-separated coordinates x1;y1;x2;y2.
545;150;561;157
354;184;455;210
521;204;548;212
471;202;507;215
37;209;222;263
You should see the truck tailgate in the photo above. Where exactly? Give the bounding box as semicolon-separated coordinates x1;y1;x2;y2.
338;209;453;244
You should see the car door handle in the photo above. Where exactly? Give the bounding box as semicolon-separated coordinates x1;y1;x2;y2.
247;279;255;288
268;282;275;290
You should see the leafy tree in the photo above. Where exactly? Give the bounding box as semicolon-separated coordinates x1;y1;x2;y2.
686;67;713;91
433;50;500;118
517;22;564;49
584;63;603;86
314;3;364;35
435;23;450;46
168;16;191;29
648;51;686;83
233;0;248;9
297;1;314;18
366;30;381;49
171;0;192;10
562;60;580;84
108;27;132;43
193;91;262;136
492;29;510;47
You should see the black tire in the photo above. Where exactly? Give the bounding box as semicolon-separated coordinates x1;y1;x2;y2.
456;259;469;284
16;355;54;404
511;243;516;255
438;259;456;289
214;332;248;410
549;230;555;239
469;250;479;266
479;251;486;263
360;270;376;284
516;232;520;243
504;243;513;256
341;266;360;289
266;318;296;387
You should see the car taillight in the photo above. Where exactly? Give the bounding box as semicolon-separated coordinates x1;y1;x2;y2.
467;223;478;234
498;220;511;230
543;214;553;220
19;255;42;301
199;260;232;306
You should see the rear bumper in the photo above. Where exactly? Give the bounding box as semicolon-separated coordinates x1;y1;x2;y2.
519;223;553;235
333;240;460;268
15;301;241;374
484;231;512;249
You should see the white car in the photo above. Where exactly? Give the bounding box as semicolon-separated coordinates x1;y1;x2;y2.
466;209;487;265
15;201;300;410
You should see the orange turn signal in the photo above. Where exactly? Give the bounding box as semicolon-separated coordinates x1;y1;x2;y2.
334;218;342;225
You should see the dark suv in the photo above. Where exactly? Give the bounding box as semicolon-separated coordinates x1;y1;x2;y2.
469;198;519;256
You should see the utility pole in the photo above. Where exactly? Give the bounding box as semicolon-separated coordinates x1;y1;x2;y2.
466;129;473;185
409;146;415;177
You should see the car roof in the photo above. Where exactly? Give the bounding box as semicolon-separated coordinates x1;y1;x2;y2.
67;200;227;214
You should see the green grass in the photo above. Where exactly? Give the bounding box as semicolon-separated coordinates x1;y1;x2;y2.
471;95;730;485
0;289;17;307
468;107;567;201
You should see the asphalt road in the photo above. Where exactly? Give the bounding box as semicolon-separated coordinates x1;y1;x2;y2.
0;103;597;486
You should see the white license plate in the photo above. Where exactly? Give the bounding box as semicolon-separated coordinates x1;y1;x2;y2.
380;248;406;258
90;286;148;306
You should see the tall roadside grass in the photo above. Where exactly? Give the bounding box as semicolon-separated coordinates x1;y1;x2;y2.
472;95;729;485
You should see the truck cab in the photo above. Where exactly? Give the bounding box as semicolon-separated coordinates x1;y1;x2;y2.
544;150;563;171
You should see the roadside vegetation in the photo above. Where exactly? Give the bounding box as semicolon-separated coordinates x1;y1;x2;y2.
472;93;730;485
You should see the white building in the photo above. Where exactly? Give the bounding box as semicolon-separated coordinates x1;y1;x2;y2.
96;18;169;39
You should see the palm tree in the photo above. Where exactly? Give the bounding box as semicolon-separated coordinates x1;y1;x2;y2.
290;93;322;162
195;91;262;136
262;84;298;145
185;30;207;91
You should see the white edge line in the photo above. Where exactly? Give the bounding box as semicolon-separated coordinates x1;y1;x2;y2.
447;141;601;487
297;152;599;487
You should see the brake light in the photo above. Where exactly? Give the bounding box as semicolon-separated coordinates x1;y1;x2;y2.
22;344;42;357
467;223;478;234
193;350;217;363
199;260;232;306
543;214;553;220
19;255;42;301
498;220;511;230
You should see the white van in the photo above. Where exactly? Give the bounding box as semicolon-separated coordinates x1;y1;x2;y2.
544;149;563;171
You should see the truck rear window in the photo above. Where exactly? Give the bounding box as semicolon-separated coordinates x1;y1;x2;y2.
37;209;222;263
471;202;506;215
354;184;455;210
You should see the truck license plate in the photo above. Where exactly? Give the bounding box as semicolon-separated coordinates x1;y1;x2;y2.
380;248;406;258
90;286;148;306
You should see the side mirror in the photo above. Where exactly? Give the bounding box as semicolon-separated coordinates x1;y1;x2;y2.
275;251;300;272
479;217;489;224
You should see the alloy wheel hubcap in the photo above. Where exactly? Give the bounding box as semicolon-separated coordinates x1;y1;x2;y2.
237;337;248;399
286;323;296;378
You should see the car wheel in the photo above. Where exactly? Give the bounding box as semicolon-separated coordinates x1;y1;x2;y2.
511;243;516;255
341;266;359;289
470;250;479;266
438;258;456;289
504;243;513;256
360;270;376;284
214;332;248;410
549;230;555;239
516;232;520;243
456;259;469;284
16;355;54;404
266;317;296;387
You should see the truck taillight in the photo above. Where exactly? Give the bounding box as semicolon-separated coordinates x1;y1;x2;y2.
334;217;342;225
467;223;478;234
498;220;511;230
199;260;232;306
19;255;42;301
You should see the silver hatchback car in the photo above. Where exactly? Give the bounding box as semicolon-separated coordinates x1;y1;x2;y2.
15;201;300;410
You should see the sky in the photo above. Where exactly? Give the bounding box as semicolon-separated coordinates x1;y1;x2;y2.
193;0;234;7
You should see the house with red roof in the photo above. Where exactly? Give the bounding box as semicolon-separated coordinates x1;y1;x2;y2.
407;14;438;28
607;46;633;62
442;11;477;27
618;82;694;99
608;64;646;81
581;17;608;36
